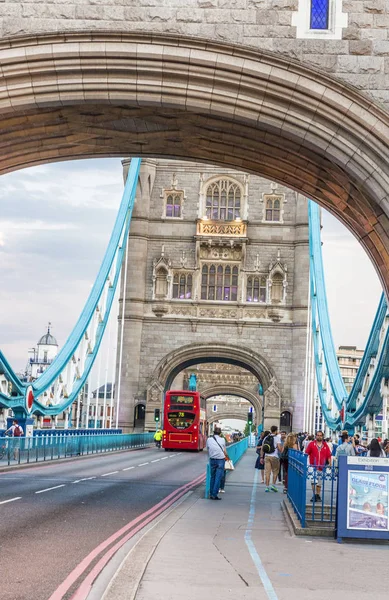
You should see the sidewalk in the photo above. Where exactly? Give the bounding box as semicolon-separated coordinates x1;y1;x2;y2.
98;449;389;600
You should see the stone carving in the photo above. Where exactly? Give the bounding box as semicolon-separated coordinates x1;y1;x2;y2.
199;245;242;261
197;221;246;236
264;377;281;410
199;308;238;319
147;382;163;405
169;306;195;316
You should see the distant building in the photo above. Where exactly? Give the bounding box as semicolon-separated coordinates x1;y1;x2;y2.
336;346;364;393
27;323;58;381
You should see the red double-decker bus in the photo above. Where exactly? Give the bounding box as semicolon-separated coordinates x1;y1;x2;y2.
162;390;207;451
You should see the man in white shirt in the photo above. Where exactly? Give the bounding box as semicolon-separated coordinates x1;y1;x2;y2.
206;426;226;500
260;425;283;492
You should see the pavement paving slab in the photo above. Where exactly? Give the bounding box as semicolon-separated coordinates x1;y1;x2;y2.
98;449;389;600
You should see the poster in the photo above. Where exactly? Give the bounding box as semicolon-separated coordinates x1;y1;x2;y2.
347;470;389;531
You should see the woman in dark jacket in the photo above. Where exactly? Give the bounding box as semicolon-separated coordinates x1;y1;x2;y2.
255;430;270;483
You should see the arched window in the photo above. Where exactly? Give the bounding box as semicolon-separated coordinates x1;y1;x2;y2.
310;0;329;30
134;403;146;428
265;197;281;222
172;272;193;299
280;411;292;432
205;179;241;221
246;276;267;303
201;264;239;301
165;192;183;218
271;273;284;304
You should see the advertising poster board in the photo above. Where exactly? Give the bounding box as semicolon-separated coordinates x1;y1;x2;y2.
337;456;389;542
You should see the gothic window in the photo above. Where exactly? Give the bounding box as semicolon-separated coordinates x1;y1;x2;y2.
271;273;284;304
155;267;168;299
201;264;239;301
246;276;267;303
172;272;193;300
292;0;347;40
205;179;241;221
265;197;281;222
165;192;183;218
310;0;329;29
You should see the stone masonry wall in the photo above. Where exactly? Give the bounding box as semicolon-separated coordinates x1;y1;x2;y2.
1;1;388;108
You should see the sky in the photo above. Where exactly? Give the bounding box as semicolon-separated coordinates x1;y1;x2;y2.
0;158;383;377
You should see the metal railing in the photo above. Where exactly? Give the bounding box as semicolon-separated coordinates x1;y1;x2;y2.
205;436;249;498
287;449;338;528
0;432;154;467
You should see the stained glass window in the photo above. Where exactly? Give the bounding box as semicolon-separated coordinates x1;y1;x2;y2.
201;264;239;301
310;0;329;30
205;179;241;221
172;272;192;299
165;192;183;218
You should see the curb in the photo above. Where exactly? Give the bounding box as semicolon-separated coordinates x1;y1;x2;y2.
282;498;335;538
87;487;204;600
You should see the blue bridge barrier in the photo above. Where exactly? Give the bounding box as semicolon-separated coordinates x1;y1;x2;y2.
0;432;154;466
205;436;249;499
287;449;337;530
0;428;122;437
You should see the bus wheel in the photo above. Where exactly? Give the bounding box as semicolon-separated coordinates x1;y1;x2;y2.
165;448;169;452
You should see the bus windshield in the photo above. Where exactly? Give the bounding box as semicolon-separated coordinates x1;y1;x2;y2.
169;395;194;405
167;411;195;430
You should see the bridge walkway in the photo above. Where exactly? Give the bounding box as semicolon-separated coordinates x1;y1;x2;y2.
96;449;388;600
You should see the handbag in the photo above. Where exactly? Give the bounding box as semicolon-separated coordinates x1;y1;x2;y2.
225;459;234;471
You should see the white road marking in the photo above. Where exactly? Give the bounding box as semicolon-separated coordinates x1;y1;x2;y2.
72;477;96;483
161;457;168;460
138;462;149;467
122;466;135;471
168;455;176;457
151;459;161;463
35;485;66;494
101;471;119;477
0;497;21;505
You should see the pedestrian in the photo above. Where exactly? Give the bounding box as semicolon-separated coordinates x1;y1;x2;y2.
206;426;227;500
367;438;386;458
325;437;333;453
335;432;356;458
260;425;282;493
255;430;269;483
305;430;332;503
302;434;314;452
278;431;287;483
281;432;298;493
4;419;24;461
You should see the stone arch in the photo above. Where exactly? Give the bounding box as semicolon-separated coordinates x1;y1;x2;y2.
202;385;262;420
208;413;250;426
152;343;275;394
1;32;389;291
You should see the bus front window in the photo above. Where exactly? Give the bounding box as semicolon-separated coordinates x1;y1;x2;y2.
168;411;195;430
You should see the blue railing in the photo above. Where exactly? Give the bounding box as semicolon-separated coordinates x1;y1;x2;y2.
0;428;122;437
0;432;154;467
287;449;338;528
204;436;249;498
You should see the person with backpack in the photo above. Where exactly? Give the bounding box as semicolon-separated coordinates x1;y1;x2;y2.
280;432;298;493
4;419;24;460
260;425;283;492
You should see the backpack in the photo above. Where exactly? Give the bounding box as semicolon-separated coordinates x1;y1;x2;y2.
13;425;22;437
262;434;275;454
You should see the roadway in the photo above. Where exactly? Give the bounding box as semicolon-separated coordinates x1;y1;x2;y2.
0;446;207;600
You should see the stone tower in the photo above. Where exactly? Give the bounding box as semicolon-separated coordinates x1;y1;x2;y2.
117;159;310;433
